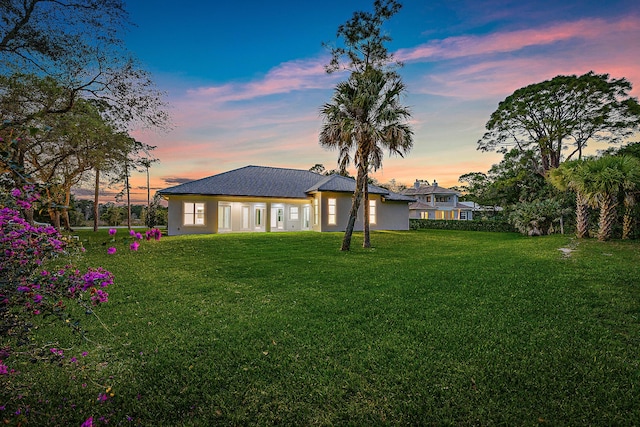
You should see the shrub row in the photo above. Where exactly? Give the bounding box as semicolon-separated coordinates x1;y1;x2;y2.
410;219;516;233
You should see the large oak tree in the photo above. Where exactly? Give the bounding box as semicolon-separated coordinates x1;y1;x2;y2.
478;72;640;174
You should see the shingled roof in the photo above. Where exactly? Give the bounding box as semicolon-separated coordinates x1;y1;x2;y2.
158;165;414;201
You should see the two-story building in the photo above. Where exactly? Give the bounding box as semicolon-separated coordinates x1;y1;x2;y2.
402;179;474;220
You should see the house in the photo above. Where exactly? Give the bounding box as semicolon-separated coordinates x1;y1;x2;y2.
401;179;475;220
157;165;415;235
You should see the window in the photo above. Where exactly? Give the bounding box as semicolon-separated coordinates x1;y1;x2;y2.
255;208;263;227
184;202;205;225
289;206;299;220
460;211;467;220
369;200;376;224
242;206;250;229
436;196;449;203
328;198;336;225
420;212;429;219
218;204;231;229
303;206;310;228
314;199;319;225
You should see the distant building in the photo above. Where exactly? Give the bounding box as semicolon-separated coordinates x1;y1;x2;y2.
401;179;475;220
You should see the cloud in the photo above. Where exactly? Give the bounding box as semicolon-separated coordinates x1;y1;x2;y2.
396;16;640;63
402;15;640;99
187;57;338;103
161;177;195;186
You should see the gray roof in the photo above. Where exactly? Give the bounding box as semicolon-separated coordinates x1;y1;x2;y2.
402;184;460;196
158;165;414;202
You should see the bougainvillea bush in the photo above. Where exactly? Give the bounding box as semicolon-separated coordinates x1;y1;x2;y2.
0;187;120;426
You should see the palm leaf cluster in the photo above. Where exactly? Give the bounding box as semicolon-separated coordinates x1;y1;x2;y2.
548;155;640;240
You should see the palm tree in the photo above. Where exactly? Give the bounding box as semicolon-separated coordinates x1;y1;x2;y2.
617;155;640;239
548;159;590;238
582;155;640;241
319;69;412;250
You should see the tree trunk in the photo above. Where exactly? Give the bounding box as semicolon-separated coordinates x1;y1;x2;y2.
125;164;131;230
597;193;617;241
62;187;72;231
341;166;366;251
575;192;590;239
93;168;100;232
363;172;371;248
147;165;151;226
622;196;634;240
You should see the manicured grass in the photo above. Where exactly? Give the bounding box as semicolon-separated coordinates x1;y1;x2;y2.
5;230;640;425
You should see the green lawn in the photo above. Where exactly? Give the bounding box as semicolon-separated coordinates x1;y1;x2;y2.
5;230;640;425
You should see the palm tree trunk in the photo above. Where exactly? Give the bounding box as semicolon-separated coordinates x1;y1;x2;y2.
363;171;371;248
575;192;590;239
597;194;617;241
341;165;366;251
622;196;634;240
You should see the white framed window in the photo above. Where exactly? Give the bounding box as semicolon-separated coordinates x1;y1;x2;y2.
289;206;299;220
328;198;336;225
242;206;250;229
314;199;319;225
303;206;310;229
218;204;231;229
460;211;467;220
184;202;205;225
369;200;376;224
255;208;263;228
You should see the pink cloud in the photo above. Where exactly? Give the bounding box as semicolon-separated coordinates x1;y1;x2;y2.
396;16;640;63
187;57;336;103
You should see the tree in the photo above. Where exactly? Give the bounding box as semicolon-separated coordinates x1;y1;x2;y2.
0;0;169;131
324;0;402;75
319;68;412;250
548;159;591;238
321;0;412;250
478;72;640;174
579;155;640;241
111;138;157;230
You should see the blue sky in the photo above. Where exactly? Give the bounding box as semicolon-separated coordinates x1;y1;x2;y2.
121;0;640;200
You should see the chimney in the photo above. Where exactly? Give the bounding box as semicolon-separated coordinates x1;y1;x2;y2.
414;179;420;189
432;180;438;187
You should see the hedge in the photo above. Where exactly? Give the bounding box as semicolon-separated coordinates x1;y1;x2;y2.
409;219;516;233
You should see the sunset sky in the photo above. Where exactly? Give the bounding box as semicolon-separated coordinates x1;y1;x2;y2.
114;0;640;203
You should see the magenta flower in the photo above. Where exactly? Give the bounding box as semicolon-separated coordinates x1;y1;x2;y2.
129;229;136;236
130;241;140;251
108;228;117;235
81;417;93;427
10;188;21;198
135;232;143;240
107;247;117;255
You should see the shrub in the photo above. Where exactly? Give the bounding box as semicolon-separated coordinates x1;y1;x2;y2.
410;218;516;232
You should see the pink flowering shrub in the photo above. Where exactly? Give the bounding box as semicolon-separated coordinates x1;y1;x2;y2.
1;207;113;318
1;187;116;424
106;227;162;254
